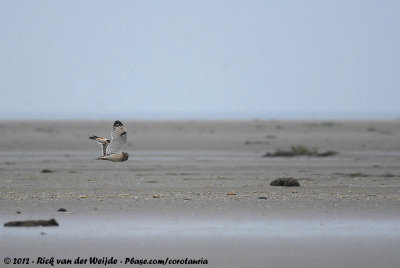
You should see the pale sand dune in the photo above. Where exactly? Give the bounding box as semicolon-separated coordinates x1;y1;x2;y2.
1;120;400;267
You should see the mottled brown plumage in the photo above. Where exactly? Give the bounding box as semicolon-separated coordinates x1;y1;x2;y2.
89;135;110;156
96;152;129;162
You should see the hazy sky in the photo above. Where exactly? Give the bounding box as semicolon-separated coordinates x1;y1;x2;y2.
1;1;399;120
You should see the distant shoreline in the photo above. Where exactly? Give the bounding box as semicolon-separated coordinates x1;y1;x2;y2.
1;111;399;121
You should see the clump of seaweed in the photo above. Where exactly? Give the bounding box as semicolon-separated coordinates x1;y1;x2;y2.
264;145;337;157
41;169;55;173
4;219;59;227
270;178;300;187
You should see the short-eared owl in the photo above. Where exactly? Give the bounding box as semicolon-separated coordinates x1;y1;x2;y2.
89;120;129;162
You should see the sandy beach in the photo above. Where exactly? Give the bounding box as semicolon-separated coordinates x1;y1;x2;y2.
1;120;400;267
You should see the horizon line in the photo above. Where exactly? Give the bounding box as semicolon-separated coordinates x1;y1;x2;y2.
0;111;399;121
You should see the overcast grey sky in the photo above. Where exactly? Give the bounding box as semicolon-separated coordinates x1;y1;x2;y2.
1;1;399;120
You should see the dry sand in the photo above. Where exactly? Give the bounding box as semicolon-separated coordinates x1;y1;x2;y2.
1;120;400;267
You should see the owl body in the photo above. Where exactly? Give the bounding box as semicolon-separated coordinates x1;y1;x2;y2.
97;152;129;162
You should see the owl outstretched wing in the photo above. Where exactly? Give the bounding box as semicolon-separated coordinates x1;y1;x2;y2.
89;135;110;156
106;120;127;154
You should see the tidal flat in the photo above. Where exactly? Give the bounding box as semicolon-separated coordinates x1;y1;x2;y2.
1;120;400;267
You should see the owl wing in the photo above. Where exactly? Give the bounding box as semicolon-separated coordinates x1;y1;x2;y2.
106;120;127;154
89;136;110;156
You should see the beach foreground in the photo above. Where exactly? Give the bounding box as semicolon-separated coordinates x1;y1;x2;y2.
1;120;400;267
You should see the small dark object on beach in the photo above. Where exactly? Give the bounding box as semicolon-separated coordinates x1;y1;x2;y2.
144;180;159;184
16;211;21;214
4;219;59;227
270;178;300;187
258;196;268;200
263;145;337;158
316;151;337;157
57;208;67;212
347;172;368;178
41;169;54;173
264;150;295;157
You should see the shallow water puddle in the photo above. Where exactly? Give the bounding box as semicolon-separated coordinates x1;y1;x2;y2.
3;218;399;239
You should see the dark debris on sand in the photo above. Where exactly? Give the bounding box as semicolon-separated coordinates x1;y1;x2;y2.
41;169;55;173
4;219;59;227
264;145;337;158
270;178;300;187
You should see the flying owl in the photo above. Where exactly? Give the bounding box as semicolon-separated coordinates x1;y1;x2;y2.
89;120;129;162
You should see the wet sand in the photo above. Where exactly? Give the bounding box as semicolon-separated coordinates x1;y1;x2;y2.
1;120;400;267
